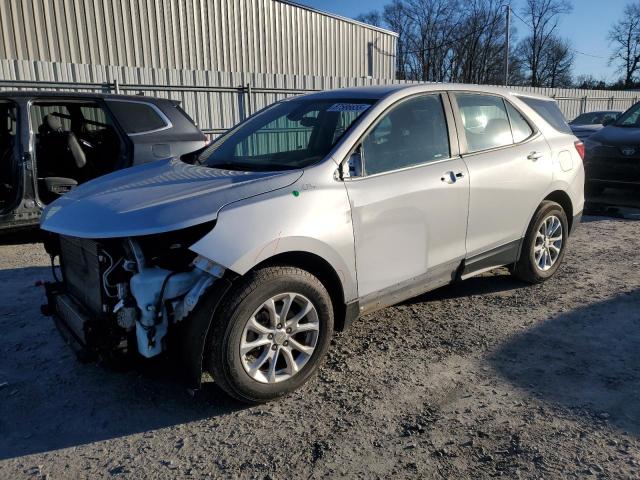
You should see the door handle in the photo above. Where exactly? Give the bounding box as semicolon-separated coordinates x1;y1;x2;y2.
527;151;544;161
441;171;458;184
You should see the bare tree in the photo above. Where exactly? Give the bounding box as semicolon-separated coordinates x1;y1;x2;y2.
403;0;462;81
517;0;573;86
609;2;640;87
574;74;608;89
355;11;382;27
540;36;574;87
452;0;508;84
382;0;413;79
355;0;517;84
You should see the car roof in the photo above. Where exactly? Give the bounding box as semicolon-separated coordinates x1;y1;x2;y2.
2;84;554;104
297;83;553;101
0;91;173;103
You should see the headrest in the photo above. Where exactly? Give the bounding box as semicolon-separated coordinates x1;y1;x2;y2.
46;114;63;131
39;114;63;134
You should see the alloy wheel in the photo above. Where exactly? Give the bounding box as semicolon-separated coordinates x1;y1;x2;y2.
534;214;563;271
240;293;320;384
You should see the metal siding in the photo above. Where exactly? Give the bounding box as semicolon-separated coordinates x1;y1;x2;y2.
0;0;397;78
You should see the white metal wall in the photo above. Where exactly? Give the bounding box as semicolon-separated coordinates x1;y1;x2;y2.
2;59;639;136
0;0;398;79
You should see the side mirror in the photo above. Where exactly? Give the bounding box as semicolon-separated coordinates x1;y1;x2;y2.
602;117;615;126
343;150;363;179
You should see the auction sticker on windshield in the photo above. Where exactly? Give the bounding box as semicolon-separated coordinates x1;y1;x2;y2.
327;103;371;112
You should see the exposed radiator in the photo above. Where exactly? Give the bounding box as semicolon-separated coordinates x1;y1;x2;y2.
59;236;104;316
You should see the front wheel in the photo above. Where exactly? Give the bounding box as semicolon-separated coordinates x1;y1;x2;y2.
512;201;569;284
205;266;334;403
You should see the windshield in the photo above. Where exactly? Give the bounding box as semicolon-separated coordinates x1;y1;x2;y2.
571;112;618;125
197;98;375;171
615;103;640;127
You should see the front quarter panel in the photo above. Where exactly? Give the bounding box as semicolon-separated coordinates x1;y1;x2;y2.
189;161;358;302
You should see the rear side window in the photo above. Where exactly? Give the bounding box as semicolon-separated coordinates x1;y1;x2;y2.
106;100;169;134
455;93;513;152
505;102;534;143
175;104;197;126
519;97;571;134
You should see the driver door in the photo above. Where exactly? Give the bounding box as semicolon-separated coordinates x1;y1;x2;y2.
343;93;469;310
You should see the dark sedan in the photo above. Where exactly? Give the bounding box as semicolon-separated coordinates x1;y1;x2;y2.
583;103;640;195
0;92;208;232
570;110;620;141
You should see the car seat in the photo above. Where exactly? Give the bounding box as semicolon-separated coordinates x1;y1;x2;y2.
36;114;85;202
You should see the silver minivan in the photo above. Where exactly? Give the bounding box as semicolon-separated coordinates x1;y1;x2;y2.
40;84;585;403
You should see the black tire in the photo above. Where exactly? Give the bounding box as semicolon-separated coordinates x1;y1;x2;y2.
205;266;334;404
512;201;569;284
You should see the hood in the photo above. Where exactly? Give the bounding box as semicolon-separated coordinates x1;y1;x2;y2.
40;158;302;238
589;125;640;146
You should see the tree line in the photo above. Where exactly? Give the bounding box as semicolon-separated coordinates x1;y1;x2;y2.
358;0;640;90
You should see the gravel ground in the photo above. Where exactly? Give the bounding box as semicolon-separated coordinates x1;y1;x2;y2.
1;213;639;479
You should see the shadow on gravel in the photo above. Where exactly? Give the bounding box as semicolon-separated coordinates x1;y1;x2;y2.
489;289;640;437
0;228;43;246
0;264;247;461
404;272;525;305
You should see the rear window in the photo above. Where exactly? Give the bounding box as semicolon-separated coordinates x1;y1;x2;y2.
175;104;197;127
106;100;169;134
519;97;572;134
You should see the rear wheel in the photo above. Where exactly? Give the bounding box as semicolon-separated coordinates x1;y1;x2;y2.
206;266;334;403
512;201;568;284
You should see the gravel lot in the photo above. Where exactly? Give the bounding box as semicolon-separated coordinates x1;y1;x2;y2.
1;211;639;479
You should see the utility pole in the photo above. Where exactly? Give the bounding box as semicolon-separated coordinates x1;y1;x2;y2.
504;4;511;86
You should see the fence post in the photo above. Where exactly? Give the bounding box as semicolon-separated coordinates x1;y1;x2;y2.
113;78;120;95
608;96;614;110
580;96;587;114
244;82;252;118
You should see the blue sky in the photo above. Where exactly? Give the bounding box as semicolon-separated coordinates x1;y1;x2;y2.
301;0;623;82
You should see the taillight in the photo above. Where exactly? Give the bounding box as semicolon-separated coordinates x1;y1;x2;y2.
574;140;585;160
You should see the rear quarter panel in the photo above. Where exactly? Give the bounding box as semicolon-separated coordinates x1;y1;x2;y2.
510;95;585;231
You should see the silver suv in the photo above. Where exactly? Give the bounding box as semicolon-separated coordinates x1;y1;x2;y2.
40;84;585;403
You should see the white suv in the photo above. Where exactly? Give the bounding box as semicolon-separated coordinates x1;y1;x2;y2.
40;84;584;403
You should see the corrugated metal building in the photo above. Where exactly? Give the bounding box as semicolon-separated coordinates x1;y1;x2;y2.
0;0;398;79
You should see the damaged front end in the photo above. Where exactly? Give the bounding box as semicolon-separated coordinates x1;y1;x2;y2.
42;221;228;386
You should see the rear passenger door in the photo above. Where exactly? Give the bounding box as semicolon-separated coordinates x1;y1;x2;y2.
344;93;469;305
451;93;552;265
